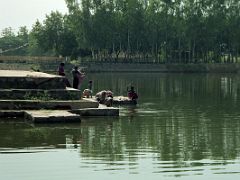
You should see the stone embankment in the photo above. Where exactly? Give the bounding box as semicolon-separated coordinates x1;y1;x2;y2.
0;70;119;123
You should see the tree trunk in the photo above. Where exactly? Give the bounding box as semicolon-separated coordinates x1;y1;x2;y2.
91;48;95;60
178;38;181;63
127;30;130;61
192;40;196;63
155;43;158;63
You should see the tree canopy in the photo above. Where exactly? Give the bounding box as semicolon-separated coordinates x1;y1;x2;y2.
1;0;240;63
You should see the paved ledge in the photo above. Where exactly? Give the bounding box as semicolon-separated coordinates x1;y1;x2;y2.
0;107;119;123
71;104;119;116
113;96;137;105
0;99;99;110
83;96;137;105
0;70;66;89
24;110;81;123
0;87;81;100
0;110;25;118
0;70;59;78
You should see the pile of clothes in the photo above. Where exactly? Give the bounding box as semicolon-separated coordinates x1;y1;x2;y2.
95;90;113;107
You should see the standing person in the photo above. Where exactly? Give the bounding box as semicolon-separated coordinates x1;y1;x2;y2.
72;66;85;89
58;62;65;76
88;80;93;98
58;62;71;87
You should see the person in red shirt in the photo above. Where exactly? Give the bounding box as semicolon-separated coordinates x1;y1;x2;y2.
127;86;138;100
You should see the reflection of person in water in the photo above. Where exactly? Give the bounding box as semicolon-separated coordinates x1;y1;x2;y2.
128;106;137;116
72;66;85;89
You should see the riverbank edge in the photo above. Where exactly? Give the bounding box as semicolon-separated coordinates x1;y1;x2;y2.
81;63;240;73
0;56;239;73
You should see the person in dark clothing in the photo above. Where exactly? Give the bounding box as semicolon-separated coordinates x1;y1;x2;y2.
127;86;138;100
58;62;71;87
88;80;93;98
72;66;85;89
58;63;65;76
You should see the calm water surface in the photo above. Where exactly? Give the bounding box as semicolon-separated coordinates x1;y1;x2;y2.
1;73;240;180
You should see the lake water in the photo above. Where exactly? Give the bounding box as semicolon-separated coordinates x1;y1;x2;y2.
1;73;240;180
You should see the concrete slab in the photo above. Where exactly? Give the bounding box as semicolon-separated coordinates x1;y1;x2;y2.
71;104;119;116
24;110;81;123
0;70;58;78
0;70;66;89
113;96;137;105
0;110;25;118
0;87;81;100
0;104;118;122
0;99;99;110
84;96;137;105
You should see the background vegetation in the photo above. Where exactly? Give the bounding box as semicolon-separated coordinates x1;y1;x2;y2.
1;0;240;64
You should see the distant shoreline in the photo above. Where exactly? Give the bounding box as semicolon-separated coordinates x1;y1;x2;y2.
82;62;240;73
0;56;240;73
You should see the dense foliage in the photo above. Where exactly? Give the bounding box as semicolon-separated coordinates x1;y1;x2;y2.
1;0;240;63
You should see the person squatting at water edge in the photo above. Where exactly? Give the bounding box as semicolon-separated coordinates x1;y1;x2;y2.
127;86;138;100
95;90;113;107
57;62;71;87
72;66;85;89
82;80;93;98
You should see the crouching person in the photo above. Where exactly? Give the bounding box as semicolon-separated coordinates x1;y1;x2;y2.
127;86;138;100
82;89;92;98
83;80;93;98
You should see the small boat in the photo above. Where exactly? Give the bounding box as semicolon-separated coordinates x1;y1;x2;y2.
113;96;137;105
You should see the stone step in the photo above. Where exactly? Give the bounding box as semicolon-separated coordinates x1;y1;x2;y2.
24;110;81;123
0;110;25;118
0;99;99;110
0;106;119;123
0;87;81;100
71;104;119;116
113;96;137;105
0;70;66;89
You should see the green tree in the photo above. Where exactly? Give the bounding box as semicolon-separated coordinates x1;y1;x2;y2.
43;11;65;55
0;27;29;56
